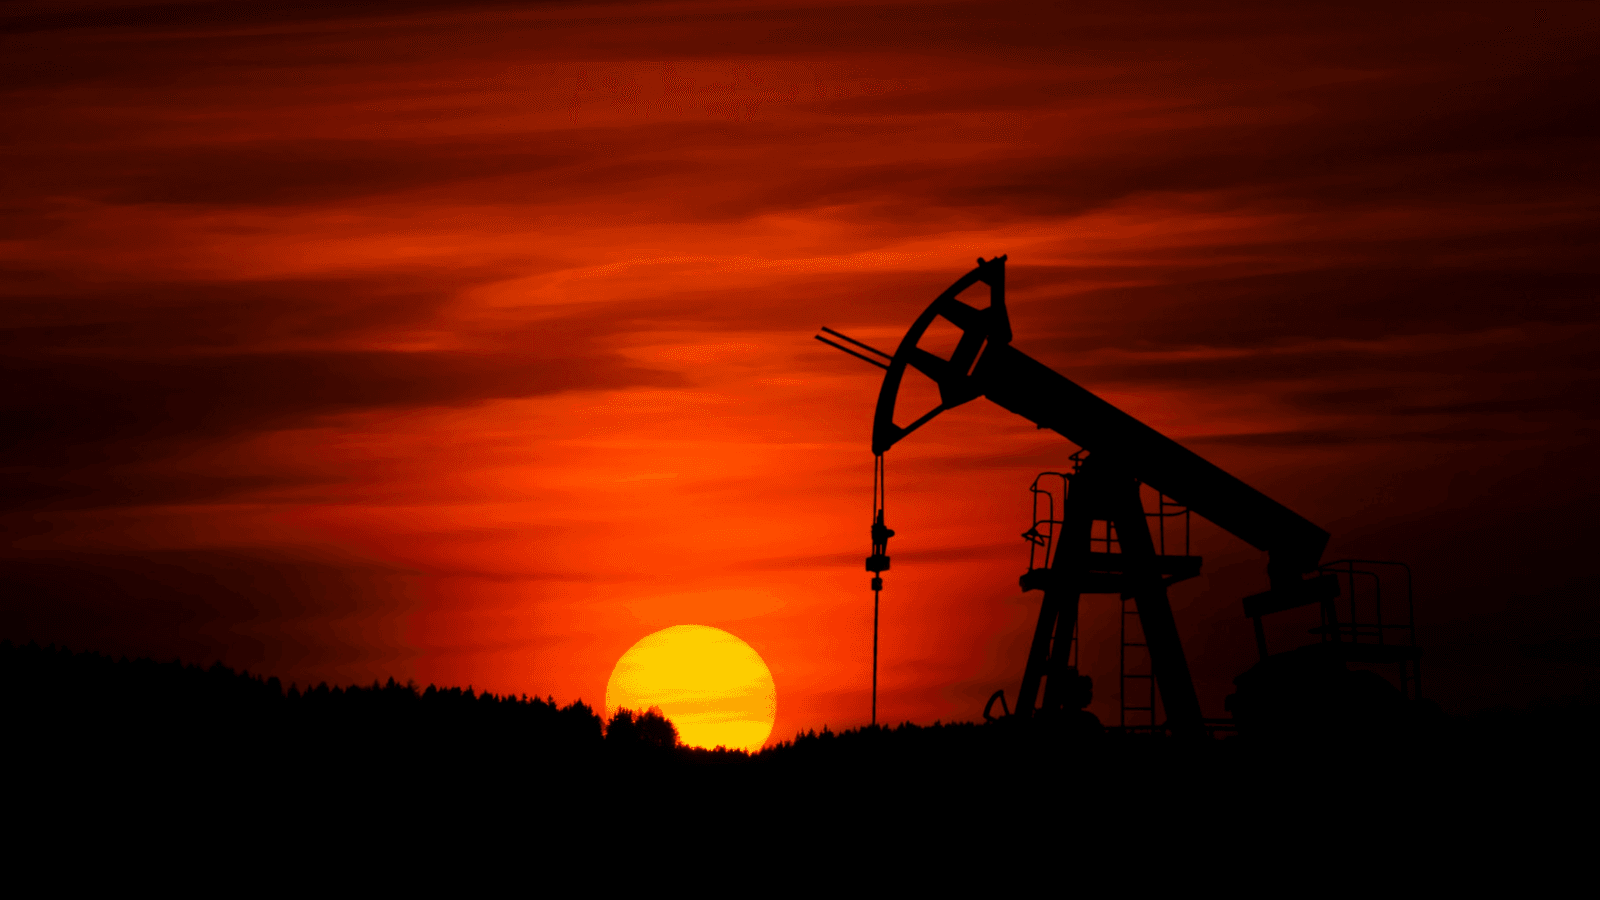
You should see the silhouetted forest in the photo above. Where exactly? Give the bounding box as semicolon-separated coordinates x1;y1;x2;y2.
4;640;602;757
3;641;735;772
6;638;1590;819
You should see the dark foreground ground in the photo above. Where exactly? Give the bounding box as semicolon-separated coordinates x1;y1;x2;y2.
5;640;1595;864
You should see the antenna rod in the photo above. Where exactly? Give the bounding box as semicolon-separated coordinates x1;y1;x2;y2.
814;334;888;369
820;326;892;359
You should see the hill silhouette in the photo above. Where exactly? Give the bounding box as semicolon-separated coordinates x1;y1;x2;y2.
4;640;604;762
5;638;1588;838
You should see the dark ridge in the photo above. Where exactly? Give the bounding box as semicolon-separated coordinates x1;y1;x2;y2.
1;640;606;774
5;639;1588;836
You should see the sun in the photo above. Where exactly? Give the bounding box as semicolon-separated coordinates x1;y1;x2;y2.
604;624;776;752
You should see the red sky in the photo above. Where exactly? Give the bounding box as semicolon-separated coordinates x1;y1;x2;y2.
3;0;1597;739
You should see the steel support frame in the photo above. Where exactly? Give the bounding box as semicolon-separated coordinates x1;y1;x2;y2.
1014;458;1205;738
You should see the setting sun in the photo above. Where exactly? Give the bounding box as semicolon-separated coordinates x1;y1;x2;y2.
605;625;777;752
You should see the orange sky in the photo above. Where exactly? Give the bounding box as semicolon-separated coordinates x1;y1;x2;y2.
3;0;1597;740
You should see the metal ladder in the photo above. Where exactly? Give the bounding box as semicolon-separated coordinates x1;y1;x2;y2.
1120;592;1158;731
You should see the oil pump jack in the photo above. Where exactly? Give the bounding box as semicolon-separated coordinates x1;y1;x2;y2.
816;257;1420;738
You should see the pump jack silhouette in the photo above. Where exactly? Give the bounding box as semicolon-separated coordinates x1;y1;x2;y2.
817;257;1419;738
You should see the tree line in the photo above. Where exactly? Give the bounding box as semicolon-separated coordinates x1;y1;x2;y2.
1;641;695;769
2;640;1049;769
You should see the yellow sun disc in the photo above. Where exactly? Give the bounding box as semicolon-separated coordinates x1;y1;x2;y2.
604;624;777;752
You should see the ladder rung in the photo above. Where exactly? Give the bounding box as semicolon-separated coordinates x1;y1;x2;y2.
1121;674;1152;680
